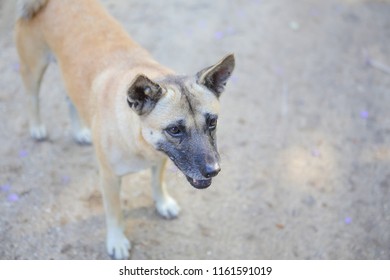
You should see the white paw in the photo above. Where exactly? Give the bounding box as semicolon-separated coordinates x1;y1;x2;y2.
156;196;180;219
106;229;131;260
30;125;47;141
73;128;92;145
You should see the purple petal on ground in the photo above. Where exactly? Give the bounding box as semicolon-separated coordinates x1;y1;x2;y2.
360;110;369;119
0;184;11;192
19;150;28;158
273;66;285;77
61;175;71;185
7;193;19;202
12;63;20;72
214;31;224;40
311;148;320;157
344;217;352;225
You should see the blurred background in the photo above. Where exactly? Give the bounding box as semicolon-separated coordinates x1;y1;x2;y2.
0;0;389;259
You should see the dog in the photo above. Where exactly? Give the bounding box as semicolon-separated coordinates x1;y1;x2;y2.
13;0;235;259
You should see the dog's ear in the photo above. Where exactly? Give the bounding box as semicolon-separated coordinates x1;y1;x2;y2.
197;54;235;97
127;74;163;115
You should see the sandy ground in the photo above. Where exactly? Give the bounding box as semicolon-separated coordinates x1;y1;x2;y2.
0;0;390;260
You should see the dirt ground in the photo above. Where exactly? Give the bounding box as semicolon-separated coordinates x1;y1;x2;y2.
0;0;390;260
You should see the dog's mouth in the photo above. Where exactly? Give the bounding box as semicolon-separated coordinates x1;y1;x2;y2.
162;154;215;189
186;176;212;189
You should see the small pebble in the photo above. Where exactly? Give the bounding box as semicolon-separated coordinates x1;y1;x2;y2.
276;223;285;229
302;195;316;207
289;21;300;31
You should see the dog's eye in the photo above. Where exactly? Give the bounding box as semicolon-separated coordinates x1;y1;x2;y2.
166;125;183;137
208;118;218;130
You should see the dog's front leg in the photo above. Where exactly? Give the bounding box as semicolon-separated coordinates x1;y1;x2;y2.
99;166;130;259
151;158;181;219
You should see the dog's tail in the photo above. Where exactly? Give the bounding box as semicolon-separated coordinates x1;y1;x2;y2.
17;0;49;20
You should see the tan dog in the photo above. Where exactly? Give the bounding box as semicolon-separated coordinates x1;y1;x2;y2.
14;0;235;259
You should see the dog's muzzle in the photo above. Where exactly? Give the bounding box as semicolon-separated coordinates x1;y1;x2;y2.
186;162;221;189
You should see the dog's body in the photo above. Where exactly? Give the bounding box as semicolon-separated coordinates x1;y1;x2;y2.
14;0;234;259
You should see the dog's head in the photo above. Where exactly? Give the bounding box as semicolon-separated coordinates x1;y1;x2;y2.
127;54;235;189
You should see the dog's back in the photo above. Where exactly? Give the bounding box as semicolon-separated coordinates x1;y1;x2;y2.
15;0;171;129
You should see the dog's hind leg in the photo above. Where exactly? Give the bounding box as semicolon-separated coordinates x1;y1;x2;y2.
15;20;49;141
151;159;180;219
66;97;92;145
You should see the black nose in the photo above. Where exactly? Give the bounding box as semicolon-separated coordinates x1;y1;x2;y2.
203;163;221;178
